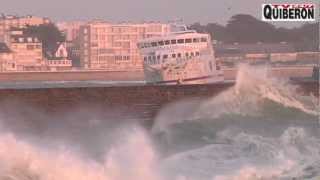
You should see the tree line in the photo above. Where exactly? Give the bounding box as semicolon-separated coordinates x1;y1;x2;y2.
189;14;319;51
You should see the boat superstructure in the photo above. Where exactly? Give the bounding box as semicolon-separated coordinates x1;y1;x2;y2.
137;25;223;84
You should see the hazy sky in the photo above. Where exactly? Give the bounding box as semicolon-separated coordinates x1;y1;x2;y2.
1;0;318;25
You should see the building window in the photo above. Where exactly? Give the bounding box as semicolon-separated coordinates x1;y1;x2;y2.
177;39;184;44
193;38;199;43
26;45;34;50
151;42;157;47
177;53;181;58
163;54;168;59
172;54;176;58
158;41;164;46
201;38;207;42
209;61;213;71
185;39;192;43
191;52;194;56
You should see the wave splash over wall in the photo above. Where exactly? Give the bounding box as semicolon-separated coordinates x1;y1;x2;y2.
153;64;318;133
152;65;319;179
0;65;318;180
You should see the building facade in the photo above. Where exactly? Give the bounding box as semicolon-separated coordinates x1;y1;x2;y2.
0;43;16;72
46;42;72;71
0;15;50;42
56;21;85;43
79;21;171;70
9;29;45;71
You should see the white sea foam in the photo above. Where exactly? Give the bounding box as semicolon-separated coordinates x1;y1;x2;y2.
0;128;162;180
162;127;320;180
152;65;318;133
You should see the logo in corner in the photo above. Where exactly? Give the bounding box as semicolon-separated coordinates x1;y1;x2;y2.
262;3;316;21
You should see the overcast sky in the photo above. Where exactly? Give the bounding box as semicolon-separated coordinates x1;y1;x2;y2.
1;0;318;26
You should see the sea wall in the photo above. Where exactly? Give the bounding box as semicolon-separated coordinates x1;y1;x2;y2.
0;70;145;82
0;82;316;133
0;67;314;82
223;66;314;80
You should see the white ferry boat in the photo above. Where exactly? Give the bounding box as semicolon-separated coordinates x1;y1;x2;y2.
137;25;223;85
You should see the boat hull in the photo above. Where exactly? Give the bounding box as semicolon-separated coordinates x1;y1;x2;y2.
144;57;223;85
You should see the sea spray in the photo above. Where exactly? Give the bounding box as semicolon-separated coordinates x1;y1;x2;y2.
152;65;318;133
198;64;318;118
103;127;161;180
0;128;163;180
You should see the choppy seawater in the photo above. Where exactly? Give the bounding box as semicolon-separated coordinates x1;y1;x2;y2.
0;65;319;180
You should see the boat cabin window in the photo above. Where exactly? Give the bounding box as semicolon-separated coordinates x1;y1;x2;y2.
201;37;207;42
158;41;164;46
151;42;157;47
172;54;176;58
171;40;177;44
177;39;184;44
177;53;181;58
191;52;194;56
144;43;150;48
185;39;192;43
193;38;199;43
165;40;170;45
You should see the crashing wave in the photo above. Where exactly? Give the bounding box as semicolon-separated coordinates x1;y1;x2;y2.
152;65;318;133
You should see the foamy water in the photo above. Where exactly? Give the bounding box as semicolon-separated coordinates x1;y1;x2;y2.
0;128;162;180
152;65;318;133
0;65;319;180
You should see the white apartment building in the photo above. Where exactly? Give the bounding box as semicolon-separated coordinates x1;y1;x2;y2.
0;15;50;42
0;42;16;72
9;29;45;71
79;21;171;70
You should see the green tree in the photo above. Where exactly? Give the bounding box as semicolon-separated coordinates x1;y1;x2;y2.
24;23;65;57
226;14;277;43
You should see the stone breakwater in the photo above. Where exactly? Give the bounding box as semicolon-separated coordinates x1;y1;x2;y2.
0;66;313;82
0;70;145;82
0;84;234;132
0;82;316;128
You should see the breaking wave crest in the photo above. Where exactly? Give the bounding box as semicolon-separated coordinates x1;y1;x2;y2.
0;65;318;180
0;128;161;180
152;65;318;133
